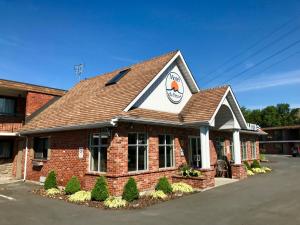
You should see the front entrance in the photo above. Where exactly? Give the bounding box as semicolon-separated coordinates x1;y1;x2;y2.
0;140;14;179
189;137;201;168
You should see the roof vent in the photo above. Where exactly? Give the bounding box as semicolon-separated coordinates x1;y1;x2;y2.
105;68;131;86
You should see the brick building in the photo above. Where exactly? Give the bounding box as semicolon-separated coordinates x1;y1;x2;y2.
260;125;300;155
0;79;65;180
5;51;264;195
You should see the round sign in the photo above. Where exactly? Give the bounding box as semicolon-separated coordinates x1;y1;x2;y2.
165;72;184;104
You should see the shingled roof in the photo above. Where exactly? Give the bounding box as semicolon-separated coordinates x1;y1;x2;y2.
20;50;178;132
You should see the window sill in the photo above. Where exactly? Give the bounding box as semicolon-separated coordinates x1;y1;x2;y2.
85;171;107;176
128;170;149;175
32;159;48;162
158;167;176;172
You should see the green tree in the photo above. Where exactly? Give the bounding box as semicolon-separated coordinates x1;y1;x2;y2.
91;176;109;201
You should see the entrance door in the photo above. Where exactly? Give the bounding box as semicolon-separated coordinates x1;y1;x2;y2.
189;137;201;168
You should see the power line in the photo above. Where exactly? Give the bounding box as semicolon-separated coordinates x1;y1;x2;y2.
233;51;300;84
221;39;300;84
204;25;300;85
202;16;298;80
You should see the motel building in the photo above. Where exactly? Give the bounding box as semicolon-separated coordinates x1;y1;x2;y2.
1;51;265;195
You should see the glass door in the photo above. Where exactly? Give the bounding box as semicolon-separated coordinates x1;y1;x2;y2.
189;137;201;168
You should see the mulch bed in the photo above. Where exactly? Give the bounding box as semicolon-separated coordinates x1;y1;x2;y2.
32;188;197;210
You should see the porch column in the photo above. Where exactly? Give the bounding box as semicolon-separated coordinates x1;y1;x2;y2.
233;129;241;164
200;126;210;169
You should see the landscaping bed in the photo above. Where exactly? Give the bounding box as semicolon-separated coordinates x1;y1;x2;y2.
33;170;201;210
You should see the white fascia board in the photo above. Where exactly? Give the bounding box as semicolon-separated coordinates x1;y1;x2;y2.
0;132;17;136
208;87;247;129
123;51;199;112
177;52;200;92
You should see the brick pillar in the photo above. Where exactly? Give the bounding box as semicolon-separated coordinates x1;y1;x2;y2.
231;164;247;179
199;168;215;188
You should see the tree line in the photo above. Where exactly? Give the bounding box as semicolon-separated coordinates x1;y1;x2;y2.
241;103;300;128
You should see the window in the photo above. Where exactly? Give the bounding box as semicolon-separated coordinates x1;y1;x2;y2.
0;141;13;159
251;140;256;159
105;68;131;86
241;140;247;160
159;134;174;168
33;137;49;160
216;137;225;160
0;97;16;115
128;133;148;172
229;140;234;161
89;133;108;172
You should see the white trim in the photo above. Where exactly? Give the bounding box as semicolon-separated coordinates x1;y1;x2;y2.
209;87;248;129
123;51;199;112
23;136;28;181
0;132;17;136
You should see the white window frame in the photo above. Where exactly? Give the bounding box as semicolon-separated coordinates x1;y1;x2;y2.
216;137;225;159
229;139;234;161
251;140;257;159
241;139;247;160
158;134;174;169
89;133;108;173
128;132;148;172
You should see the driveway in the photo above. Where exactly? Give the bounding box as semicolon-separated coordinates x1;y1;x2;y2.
0;155;299;225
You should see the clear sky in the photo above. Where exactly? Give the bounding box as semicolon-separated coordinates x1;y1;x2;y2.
0;0;299;109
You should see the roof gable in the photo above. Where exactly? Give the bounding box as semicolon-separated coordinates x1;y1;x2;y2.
20;51;177;132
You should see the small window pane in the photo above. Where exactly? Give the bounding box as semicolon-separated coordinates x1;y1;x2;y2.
138;146;147;170
166;145;173;167
128;146;137;171
138;133;146;145
90;147;98;171
100;147;107;172
92;134;100;146
159;135;165;145
166;135;172;145
159;146;165;168
128;133;137;145
101;136;108;145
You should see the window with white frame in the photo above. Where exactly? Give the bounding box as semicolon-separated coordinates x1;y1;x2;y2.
251;140;256;159
89;133;108;172
128;133;148;172
241;140;247;160
216;137;225;160
159;134;174;168
33;137;49;160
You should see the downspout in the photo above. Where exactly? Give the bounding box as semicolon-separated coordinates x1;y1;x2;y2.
23;136;28;181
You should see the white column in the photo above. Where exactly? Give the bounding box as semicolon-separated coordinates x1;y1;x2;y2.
200;126;210;169
233;129;242;164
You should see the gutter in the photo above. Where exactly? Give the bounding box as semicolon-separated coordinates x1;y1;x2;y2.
19;121;115;135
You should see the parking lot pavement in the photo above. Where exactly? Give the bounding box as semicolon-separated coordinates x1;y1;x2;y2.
1;155;300;225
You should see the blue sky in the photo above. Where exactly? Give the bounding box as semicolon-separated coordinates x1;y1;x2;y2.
0;0;299;109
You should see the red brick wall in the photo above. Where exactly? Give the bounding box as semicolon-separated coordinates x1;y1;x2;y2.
21;124;261;195
25;92;55;116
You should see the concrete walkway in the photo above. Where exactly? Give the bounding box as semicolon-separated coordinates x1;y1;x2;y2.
0;155;299;225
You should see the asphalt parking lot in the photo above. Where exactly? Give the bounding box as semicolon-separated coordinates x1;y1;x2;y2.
0;155;300;225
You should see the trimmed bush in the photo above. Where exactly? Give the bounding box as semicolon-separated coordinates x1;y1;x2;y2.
247;169;255;176
171;182;193;193
149;190;167;200
251;159;261;169
69;191;91;202
46;188;61;196
243;161;251;170
155;177;172;194
91;176;109;201
44;170;57;190
104;196;127;208
65;176;81;195
122;177;139;202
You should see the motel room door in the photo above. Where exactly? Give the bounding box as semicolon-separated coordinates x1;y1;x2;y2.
189;137;201;168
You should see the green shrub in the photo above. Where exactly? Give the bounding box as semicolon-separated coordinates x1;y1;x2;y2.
44;170;57;190
260;154;266;161
65;176;81;195
46;188;61;196
171;182;194;193
243;161;251;170
251;159;261;169
91;176;109;201
104;196;127;208
155;177;172;194
69;191;91;202
149;190;167;200
122;177;139;202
